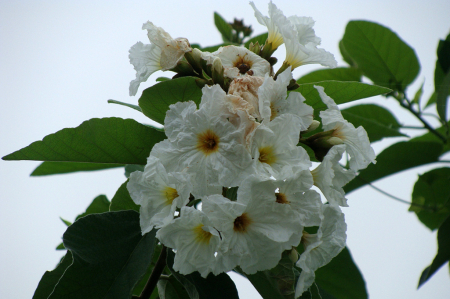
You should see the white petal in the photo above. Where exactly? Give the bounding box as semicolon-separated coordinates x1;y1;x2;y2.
128;42;162;96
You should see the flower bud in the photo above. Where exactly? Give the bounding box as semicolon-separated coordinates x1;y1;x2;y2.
248;41;261;55
185;48;203;74
212;57;225;87
302;120;320;134
288;247;299;263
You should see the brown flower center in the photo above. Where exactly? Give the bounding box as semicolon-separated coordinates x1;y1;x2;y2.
196;129;220;155
233;213;252;233
275;192;289;204
234;53;253;74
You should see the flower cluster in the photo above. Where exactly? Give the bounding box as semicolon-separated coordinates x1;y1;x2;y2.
127;1;375;297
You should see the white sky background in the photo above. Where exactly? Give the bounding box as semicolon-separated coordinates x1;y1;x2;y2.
1;0;450;298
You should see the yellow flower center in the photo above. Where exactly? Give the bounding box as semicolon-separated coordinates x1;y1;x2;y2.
193;224;213;244
233;213;253;233
258;146;277;165
275;192;289;204
196;129;220;155
162;186;179;205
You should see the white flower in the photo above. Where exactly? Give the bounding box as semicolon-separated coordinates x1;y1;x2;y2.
258;67;313;129
151;86;253;198
250;1;286;49
156;207;222;277
311;145;357;207
202;191;302;274
295;204;347;298
203;46;270;79
251;114;311;179
127;156;192;234
129;21;191;96
315;85;376;171
228;75;265;120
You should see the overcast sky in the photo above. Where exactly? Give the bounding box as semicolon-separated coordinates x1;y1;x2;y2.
1;0;450;298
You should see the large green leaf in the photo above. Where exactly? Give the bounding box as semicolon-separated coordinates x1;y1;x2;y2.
294;81;391;117
214;12;233;43
315;247;367;299
75;195;110;220
48;211;156;299
341;104;406;143
167;250;237;299
33;251;73;299
133;244;167;297
435;33;450;120
296;68;361;85
138;77;202;125
418;215;450;287
410;120;450;154
157;276;192;299
2;118;166;165
344;141;443;193
409;168;450;231
31;161;123;176
110;180;140;212
342;20;420;91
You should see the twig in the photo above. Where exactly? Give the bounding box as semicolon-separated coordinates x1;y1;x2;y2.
134;245;168;299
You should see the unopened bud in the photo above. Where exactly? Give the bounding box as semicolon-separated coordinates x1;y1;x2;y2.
288;248;299;263
248;41;261;55
287;78;300;91
170;60;195;76
303;120;320;134
327;136;344;145
212;57;225;86
267;56;278;66
185;48;203;74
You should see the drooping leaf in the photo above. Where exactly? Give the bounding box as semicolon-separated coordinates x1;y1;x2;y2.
418;215;450;287
338;40;357;68
410;120;450;154
244;32;268;48
30;161;123;176
297;68;361;85
2;118;166;165
342;20;420;91
214;12;233;43
110;180;140;212
315;247;368;299
341;104;406;143
344;141;443;193
167;250;236;299
294;81;391;117
409;168;450;230
157;276;192;299
33;251;73;299
48;211;156;299
138;77;202;125
434;33;450;120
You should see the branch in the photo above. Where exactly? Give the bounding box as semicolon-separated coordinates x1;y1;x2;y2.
134;245;168;299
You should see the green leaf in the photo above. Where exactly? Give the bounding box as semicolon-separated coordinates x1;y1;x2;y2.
49;211;157;299
60;217;72;227
244;32;268;48
341;104;406;143
75;195;110;220
125;164;144;178
157;77;171;82
435;33;450;122
344;141;443;193
157;276;192;299
294;81;391;117
2;118;166;165
409;168;450;230
56;243;66;250
201;43;234;53
437;70;450;123
315;247;367;299
418;215;450;287
342;20;420;91
412;82;424;105
133;244;166;297
339;40;357;68
138;77;202;125
107;99;142;112
110;180;140;212
33;251;73;299
425;91;437;108
410;120;450;154
167;250;237;299
214;12;233;43
31;161;123;176
297;68;361;85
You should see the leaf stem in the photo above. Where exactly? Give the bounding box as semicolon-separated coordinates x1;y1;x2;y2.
135;245;168;299
392;92;447;143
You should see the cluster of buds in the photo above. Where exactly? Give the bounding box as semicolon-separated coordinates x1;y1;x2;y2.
127;1;376;297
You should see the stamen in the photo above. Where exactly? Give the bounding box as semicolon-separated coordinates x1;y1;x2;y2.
233;213;253;232
196;129;220;155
